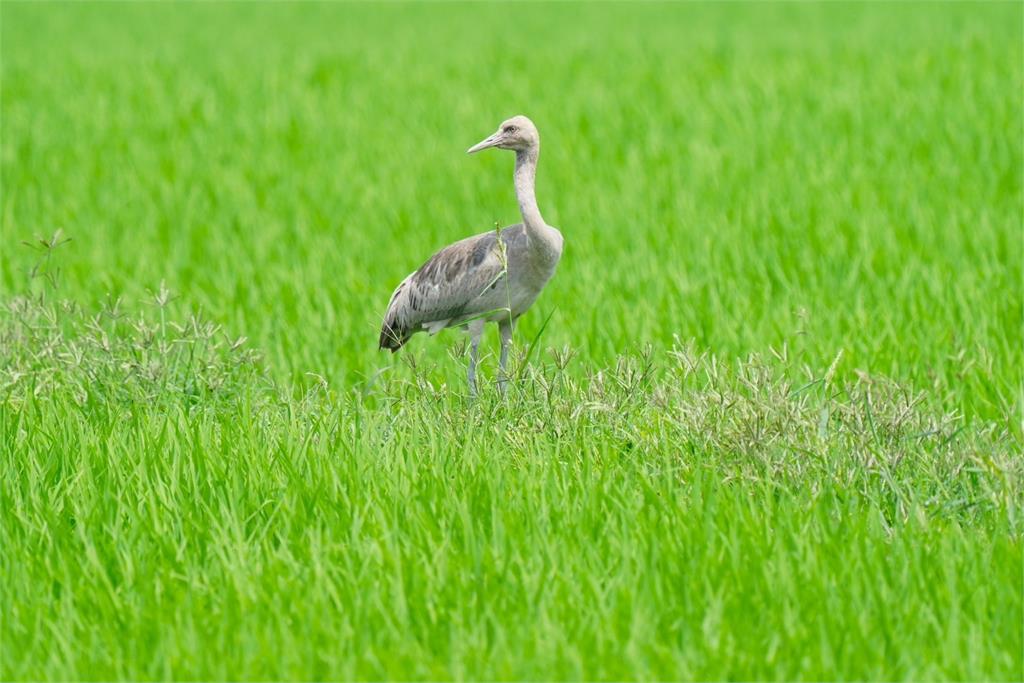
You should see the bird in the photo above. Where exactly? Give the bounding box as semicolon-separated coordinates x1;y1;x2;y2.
378;115;563;394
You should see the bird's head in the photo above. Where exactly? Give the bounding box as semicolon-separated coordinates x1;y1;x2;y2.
467;115;539;155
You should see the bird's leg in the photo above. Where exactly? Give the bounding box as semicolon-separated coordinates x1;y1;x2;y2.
467;337;479;397
467;320;484;397
498;319;514;395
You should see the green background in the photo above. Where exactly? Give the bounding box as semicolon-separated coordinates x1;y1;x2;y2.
3;1;1020;418
2;2;1020;680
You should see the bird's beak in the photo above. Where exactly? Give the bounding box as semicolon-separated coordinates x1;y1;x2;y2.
467;132;501;154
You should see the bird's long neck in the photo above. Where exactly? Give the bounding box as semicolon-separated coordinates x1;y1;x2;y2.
514;146;546;236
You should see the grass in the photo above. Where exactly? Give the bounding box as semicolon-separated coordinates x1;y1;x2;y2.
1;2;1021;680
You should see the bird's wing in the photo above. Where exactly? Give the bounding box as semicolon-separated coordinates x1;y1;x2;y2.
379;226;524;351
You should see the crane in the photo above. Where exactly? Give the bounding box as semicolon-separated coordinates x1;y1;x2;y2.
379;115;563;394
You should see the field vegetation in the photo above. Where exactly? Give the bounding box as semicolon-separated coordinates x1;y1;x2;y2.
1;2;1021;680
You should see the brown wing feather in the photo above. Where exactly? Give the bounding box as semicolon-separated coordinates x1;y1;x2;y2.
378;226;525;351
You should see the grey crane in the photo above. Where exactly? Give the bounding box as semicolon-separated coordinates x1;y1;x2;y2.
378;115;563;394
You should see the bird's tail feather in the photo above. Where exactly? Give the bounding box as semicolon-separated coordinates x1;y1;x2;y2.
378;321;410;352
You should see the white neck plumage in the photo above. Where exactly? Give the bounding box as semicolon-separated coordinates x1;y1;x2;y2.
512;142;562;264
514;146;545;234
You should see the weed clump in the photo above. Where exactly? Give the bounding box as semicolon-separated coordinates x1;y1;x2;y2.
1;285;1016;533
0;291;266;411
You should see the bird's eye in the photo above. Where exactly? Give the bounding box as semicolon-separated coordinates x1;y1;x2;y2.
504;125;517;134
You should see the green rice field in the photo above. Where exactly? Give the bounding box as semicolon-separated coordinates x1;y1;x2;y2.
1;2;1021;680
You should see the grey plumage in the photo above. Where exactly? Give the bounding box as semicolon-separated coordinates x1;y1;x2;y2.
379;115;563;393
